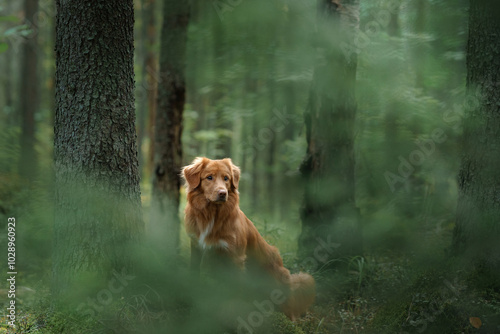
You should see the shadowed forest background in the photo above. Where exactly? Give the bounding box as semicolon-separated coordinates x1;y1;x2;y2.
1;0;500;333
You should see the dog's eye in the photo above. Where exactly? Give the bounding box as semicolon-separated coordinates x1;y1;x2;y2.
207;175;213;180
224;176;229;181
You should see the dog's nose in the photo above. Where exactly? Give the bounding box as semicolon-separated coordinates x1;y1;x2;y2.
218;189;227;199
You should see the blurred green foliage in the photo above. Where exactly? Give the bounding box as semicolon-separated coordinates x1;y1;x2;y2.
2;0;496;333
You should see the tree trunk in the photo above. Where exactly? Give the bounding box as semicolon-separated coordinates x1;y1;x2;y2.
53;0;143;296
213;14;231;159
145;0;158;179
387;1;400;37
414;0;427;88
453;1;500;281
150;0;189;257
4;41;14;127
137;0;157;179
384;2;402;189
299;0;362;265
266;57;277;215
18;0;39;179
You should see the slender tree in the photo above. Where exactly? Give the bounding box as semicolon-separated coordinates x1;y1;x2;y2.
137;0;157;178
3;1;15;128
299;0;362;264
266;54;277;215
212;12;231;159
453;0;500;282
18;0;39;178
387;1;400;37
53;0;143;295
146;0;158;178
186;0;204;158
279;3;301;220
414;0;427;88
384;1;402;186
150;0;189;257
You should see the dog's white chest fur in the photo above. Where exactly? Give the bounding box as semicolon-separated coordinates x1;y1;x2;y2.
198;219;214;249
198;219;229;250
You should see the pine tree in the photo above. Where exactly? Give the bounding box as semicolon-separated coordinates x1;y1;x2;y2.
299;0;362;265
53;0;143;295
453;0;500;283
150;0;190;257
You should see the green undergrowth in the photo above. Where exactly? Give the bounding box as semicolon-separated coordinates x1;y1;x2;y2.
368;262;500;333
4;253;500;333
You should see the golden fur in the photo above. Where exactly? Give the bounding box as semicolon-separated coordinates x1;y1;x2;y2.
182;157;315;320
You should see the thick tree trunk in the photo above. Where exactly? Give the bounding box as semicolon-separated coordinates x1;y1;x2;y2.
299;0;362;264
19;0;39;179
53;0;143;295
150;0;189;257
453;1;500;279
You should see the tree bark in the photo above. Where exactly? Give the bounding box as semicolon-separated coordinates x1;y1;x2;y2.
53;0;143;295
299;0;362;265
453;0;500;279
151;0;189;257
18;0;39;179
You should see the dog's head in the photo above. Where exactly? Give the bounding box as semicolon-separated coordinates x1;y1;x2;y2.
182;157;241;204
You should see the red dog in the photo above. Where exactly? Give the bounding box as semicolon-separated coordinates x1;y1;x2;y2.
182;157;315;320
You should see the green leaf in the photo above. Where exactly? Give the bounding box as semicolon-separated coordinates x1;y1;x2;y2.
0;42;8;53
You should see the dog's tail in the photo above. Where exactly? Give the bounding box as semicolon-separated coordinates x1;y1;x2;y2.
282;272;316;320
251;231;315;319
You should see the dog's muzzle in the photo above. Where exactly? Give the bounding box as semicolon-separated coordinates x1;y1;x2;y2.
215;189;227;202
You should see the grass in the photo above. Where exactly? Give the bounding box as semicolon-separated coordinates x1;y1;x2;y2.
2;253;499;333
1;204;498;334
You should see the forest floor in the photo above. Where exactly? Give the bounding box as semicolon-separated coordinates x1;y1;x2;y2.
2;251;499;334
292;253;500;334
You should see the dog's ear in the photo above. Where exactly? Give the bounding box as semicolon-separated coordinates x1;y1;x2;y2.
223;158;240;189
182;157;207;191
